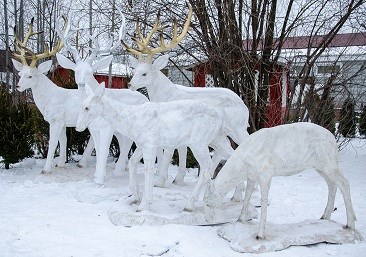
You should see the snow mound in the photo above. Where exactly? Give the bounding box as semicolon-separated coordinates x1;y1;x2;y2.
108;196;258;226
218;219;363;253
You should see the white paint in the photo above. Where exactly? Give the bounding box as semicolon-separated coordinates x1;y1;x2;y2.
205;122;357;239
76;80;233;211
13;59;92;173
56;53;148;184
129;55;250;188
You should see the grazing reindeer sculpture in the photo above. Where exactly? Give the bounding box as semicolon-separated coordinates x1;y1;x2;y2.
123;4;250;190
76;77;233;211
55;13;148;184
204;123;357;239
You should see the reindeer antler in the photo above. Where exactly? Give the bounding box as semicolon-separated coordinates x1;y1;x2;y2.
12;17;64;67
87;9;126;63
56;12;83;63
122;3;192;62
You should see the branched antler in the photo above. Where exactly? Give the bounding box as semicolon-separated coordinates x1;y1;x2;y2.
122;3;192;62
58;9;125;64
56;13;82;63
12;17;64;67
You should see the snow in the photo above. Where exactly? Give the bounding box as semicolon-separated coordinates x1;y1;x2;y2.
1;139;366;257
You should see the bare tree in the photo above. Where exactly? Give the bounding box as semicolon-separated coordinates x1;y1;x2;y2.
184;0;365;132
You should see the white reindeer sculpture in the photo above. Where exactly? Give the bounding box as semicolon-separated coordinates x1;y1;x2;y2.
123;4;250;190
11;18;88;173
76;77;233;211
55;14;148;184
204;122;357;239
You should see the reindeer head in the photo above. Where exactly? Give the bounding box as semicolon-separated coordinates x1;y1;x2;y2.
129;54;170;90
12;59;53;91
56;11;125;88
76;83;106;132
11;18;63;91
123;4;192;90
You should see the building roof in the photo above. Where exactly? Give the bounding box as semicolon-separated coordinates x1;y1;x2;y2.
94;62;131;77
244;33;366;50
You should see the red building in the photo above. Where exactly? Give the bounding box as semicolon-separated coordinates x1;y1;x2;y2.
52;66;128;89
191;62;289;127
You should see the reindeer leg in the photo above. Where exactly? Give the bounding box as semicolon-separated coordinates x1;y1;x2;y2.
238;179;255;222
329;169;356;229
94;128;113;184
257;178;272;240
184;146;212;212
128;147;143;202
317;170;337;220
155;147;174;188
43;123;63;173
113;133;132;175
173;146;187;185
138;147;157;211
56;127;67;167
78;136;94;168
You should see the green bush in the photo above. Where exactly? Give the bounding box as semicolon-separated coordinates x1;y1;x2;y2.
66;127;90;161
320;97;336;134
359;105;366;137
172;148;199;168
31;105;49;158
339;97;357;137
0;86;34;169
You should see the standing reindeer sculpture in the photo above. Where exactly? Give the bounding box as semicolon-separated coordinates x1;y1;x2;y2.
11;18;90;173
204;122;357;239
123;4;250;192
76;77;233;211
55;13;148;184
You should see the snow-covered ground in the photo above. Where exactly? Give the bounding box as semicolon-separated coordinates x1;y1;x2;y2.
1;139;365;257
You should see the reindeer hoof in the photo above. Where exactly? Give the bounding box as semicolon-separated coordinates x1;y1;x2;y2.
77;162;86;168
183;206;194;212
154;178;166;188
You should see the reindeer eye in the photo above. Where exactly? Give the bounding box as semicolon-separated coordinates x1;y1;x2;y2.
27;75;32;79
142;73;147;76
85;107;89;111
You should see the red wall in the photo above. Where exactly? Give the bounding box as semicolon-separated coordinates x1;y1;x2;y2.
52;67;128;89
95;74;128;89
192;63;289;128
265;65;285;128
193;64;207;87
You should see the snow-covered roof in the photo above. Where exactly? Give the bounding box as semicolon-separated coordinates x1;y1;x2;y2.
94;63;131;77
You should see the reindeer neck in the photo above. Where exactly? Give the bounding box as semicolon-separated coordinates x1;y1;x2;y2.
147;72;178;101
31;74;63;115
101;95;136;135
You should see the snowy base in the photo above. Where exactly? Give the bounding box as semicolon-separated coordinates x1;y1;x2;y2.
218;219;363;253
108;197;258;226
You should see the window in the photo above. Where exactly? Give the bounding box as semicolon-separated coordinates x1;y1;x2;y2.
317;65;340;74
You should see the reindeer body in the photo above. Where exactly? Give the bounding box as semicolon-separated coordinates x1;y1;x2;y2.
76;84;233;211
129;56;249;187
205;122;356;239
56;53;148;183
13;59;147;182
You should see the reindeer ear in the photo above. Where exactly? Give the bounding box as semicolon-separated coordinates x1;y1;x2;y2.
153;54;169;70
92;55;113;71
38;60;53;74
129;55;139;68
56;53;76;70
12;59;24;71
